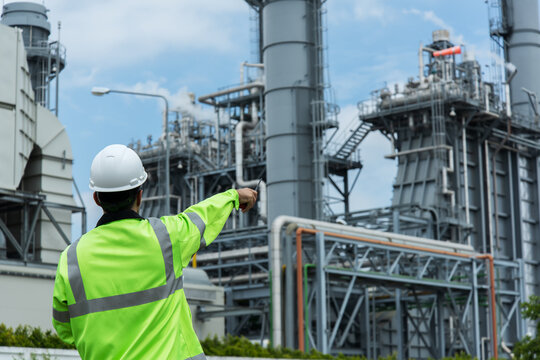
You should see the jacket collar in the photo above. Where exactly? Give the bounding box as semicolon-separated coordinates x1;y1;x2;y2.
96;209;145;228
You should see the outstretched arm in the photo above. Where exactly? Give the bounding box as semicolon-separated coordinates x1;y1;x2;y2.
163;188;258;269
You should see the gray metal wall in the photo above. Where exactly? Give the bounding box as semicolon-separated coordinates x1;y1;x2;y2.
0;19;76;265
263;0;317;224
506;0;540;117
0;265;56;330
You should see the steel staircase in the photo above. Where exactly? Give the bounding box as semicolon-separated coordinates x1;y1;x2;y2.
333;121;372;160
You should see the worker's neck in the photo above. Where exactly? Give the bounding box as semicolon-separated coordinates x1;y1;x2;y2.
102;205;140;215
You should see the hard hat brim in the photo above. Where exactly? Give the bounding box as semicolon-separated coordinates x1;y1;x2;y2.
89;171;148;192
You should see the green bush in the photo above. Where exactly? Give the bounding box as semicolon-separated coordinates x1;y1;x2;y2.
0;323;484;359
0;324;75;350
201;335;391;360
514;295;540;359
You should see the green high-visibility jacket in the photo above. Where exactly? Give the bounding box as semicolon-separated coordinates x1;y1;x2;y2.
52;189;239;360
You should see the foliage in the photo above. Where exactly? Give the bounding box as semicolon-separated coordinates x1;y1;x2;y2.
0;324;75;350
441;352;475;360
514;295;540;360
201;335;394;360
0;324;492;359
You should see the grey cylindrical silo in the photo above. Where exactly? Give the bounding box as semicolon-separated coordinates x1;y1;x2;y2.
263;0;317;225
1;2;59;106
506;0;540;117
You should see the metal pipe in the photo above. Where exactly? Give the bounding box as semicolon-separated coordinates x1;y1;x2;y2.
234;87;267;220
481;336;490;360
505;83;512;118
270;215;475;347
296;228;305;351
284;232;295;349
484;141;494;254
485;84;491;112
198;82;263;105
462;118;470;233
315;232;328;354
384;144;452;159
216;109;221;166
240;61;264;84
419;42;424;83
55;21;60;116
442;147;456;211
501;341;514;358
477;254;498;359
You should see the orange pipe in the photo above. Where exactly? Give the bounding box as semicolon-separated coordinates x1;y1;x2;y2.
294;227;498;358
478;254;498;359
433;45;461;57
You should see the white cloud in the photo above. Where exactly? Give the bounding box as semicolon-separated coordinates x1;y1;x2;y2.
332;52;414;103
404;8;465;45
123;80;218;122
62;67;100;89
10;0;249;69
353;0;387;21
351;131;395;210
328;0;396;24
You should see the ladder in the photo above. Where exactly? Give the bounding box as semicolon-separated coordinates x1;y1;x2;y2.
333;121;372;160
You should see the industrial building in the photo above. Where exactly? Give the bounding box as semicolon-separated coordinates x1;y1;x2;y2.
1;0;540;359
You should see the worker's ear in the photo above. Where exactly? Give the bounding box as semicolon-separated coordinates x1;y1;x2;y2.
136;189;143;207
93;192;102;207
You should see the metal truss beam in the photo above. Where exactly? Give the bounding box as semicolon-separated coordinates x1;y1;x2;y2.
294;230;522;359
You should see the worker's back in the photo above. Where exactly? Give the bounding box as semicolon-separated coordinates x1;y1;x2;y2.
52;208;218;360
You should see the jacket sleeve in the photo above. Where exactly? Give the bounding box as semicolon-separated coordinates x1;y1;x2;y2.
163;189;239;269
52;250;75;344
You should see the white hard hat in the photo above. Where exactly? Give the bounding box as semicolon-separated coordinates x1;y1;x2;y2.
89;144;148;192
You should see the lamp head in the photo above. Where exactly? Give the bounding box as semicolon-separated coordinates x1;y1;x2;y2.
91;87;111;96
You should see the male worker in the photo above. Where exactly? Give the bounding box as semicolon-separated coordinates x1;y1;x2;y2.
52;144;257;359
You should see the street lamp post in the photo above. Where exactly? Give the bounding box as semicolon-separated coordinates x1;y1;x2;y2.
91;87;170;215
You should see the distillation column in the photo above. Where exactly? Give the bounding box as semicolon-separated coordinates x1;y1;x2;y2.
505;0;540;117
263;0;318;224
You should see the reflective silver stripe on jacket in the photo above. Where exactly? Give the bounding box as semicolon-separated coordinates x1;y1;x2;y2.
67;237;85;303
68;276;183;318
52;308;70;323
185;212;207;250
63;217;182;320
148;217;174;280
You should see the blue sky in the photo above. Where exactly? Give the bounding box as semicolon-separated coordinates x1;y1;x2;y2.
7;0;492;234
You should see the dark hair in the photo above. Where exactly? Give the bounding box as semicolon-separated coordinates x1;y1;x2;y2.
97;187;141;212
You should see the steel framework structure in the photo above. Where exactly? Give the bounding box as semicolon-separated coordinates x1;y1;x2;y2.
0;188;86;264
290;230;523;359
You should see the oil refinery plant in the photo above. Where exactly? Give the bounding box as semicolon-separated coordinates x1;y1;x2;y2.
1;1;540;359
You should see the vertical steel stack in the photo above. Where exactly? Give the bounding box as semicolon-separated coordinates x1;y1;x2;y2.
262;0;318;224
505;0;540;117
